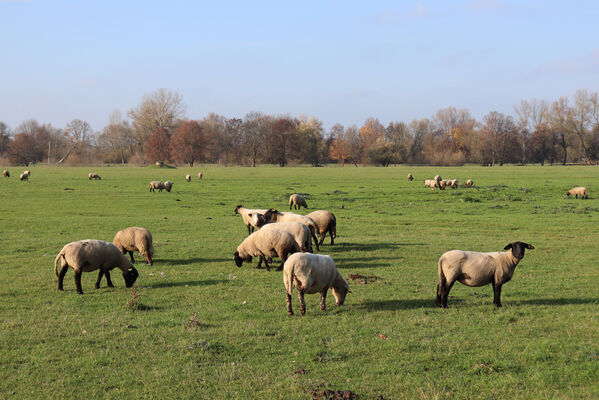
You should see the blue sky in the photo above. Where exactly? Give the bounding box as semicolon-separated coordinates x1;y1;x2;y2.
1;0;598;132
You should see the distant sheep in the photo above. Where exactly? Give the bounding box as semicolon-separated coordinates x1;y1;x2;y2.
20;172;29;181
434;175;441;185
235;205;269;235
25;170;31;176
466;179;473;188
88;172;101;180
306;210;337;245
149;181;165;192
436;241;534;308
113;227;154;265
566;186;587;199
450;179;458;189
197;172;203;179
283;253;350;316
438;180;447;190
185;174;191;182
424;180;436;190
407;173;413;181
164;180;173;192
54;239;139;294
234;228;300;271
289;194;308;210
3;170;9;178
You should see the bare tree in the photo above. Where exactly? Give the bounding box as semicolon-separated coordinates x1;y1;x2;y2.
569;90;593;164
548;97;571;165
514;99;548;164
98;110;135;164
242;112;270;167
58;119;93;163
0;122;11;155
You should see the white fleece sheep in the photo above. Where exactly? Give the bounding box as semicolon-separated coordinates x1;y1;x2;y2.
3;170;9;178
234;228;300;271
197;172;203;179
54;239;139;294
289;194;308;210
424;179;436;189
24;170;31;176
259;222;313;253
88;172;101;180
235;205;269;235
566;187;587;199
113;227;154;265
283;253;350;316
436;241;534;308
257;209;320;252
438;180;447;190
434;175;441;185
149;181;165;192
450;179;458;189
306;210;337;245
164;180;173;192
407;173;413;181
185;174;191;182
466;179;473;188
20;172;29;181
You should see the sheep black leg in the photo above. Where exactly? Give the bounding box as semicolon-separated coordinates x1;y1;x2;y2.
318;233;325;246
128;251;135;263
263;257;271;272
442;281;454;308
145;253;153;266
436;284;442;307
74;271;83;295
299;290;306;316
329;229;335;245
58;265;69;291
256;256;263;269
320;290;327;311
286;293;294;315
104;270;114;287
493;283;502;307
95;270;104;289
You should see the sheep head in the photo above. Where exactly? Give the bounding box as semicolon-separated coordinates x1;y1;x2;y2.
234;251;251;267
331;277;350;306
234;205;243;214
262;208;279;222
504;242;534;259
123;267;139;287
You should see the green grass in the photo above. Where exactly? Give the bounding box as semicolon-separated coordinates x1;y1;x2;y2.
1;164;598;399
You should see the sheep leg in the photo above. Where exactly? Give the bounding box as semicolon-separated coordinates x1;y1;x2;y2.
104;270;114;288
95;270;104;289
247;225;252;235
318;232;326;246
145;253;153;265
57;265;69;291
493;283;503;307
286;293;294;315
436;284;442;307
74;271;83;295
128;251;135;263
298;290;306;316
276;254;287;272
262;256;271;272
442;281;454;308
320;290;327;311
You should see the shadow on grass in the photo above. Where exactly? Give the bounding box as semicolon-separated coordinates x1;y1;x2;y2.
149;279;228;289
157;258;230;265
337;261;394;269
360;298;444;310
334;242;426;251
513;298;598;306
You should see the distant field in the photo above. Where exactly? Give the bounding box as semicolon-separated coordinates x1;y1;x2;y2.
1;165;598;399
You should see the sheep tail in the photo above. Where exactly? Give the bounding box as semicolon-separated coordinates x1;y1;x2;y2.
54;251;65;278
331;216;337;239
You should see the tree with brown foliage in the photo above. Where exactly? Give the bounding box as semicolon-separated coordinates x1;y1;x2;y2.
7;133;43;165
144;128;171;164
267;117;298;167
170;121;205;167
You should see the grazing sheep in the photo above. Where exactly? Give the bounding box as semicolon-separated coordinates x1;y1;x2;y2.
407;173;413;181
88;172;101;180
234;228;300;271
283;253;350;316
306;210;337;245
20;173;29;181
257;209;320;252
436;241;534;308
438;180;447;190
259;222;313;253
164;180;173;192
235;205;269;235
185;174;191;182
434;175;442;185
54;239;139;294
566;186;588;199
198;172;203;179
25;170;31;176
424;179;436;190
466;179;473;188
289;194;308;210
3;170;9;178
450;179;458;189
149;181;165;192
113;227;154;265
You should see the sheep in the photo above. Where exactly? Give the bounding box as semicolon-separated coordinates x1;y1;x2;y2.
407;173;413;181
234;228;300;271
259;222;313;253
434;175;442;185
438;180;447;190
3;170;9;178
566;186;588;199
149;181;165;192
256;209;320;252
185;174;191;182
283;253;350;316
54;239;139;294
198;172;203;179
466;179;473;188
20;173;29;181
306;210;337;245
450;179;458;189
235;205;269;235
436;241;534;308
88;172;101;180
113;227;154;265
164;180;173;192
289;193;308;210
25;170;31;176
424;179;436;190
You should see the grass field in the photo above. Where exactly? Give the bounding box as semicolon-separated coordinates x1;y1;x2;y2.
1;164;598;399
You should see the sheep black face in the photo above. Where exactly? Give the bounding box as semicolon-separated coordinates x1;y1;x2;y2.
252;213;267;228
504;242;534;259
234;205;243;214
234;251;251;267
123;267;139;287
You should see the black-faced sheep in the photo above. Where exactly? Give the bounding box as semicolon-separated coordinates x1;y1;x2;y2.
88;172;101;180
436;241;534;308
566;187;587;199
407;173;413;181
20;172;29;181
113;227;154;265
257;209;320;252
235;205;269;235
149;181;165;192
283;253;350;316
289;194;308;210
185;174;191;182
54;239;139;294
198;172;203;179
3;170;9;178
466;179;473;188
306;210;337;245
234;228;300;271
164;180;173;192
424;179;436;190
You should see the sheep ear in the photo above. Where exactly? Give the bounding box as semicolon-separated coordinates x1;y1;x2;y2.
504;243;513;250
525;243;535;249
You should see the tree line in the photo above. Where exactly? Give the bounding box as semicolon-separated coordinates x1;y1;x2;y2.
2;88;599;167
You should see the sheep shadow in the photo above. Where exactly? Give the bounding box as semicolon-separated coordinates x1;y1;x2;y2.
512;298;598;306
359;299;442;310
148;279;228;289
334;242;425;252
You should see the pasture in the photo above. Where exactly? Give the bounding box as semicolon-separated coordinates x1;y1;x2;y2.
1;165;598;399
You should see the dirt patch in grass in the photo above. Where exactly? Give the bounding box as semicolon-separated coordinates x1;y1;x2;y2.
348;273;383;285
311;388;358;400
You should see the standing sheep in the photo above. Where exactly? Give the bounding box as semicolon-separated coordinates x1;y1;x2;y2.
113;227;154;265
88;173;101;180
450;179;458;189
306;210;337;245
3;170;9;178
283;253;350;316
234;228;300;271
164;180;173;192
436;241;534;308
185;174;191;182
259;222;313;253
438;180;447;190
466;179;473;188
235;205;269;235
424;180;436;190
198;172;203;179
434;175;442;186
289;194;308;210
566;187;588;199
407;173;413;181
149;181;165;192
25;170;31;176
257;209;320;252
20;172;29;181
54;239;139;294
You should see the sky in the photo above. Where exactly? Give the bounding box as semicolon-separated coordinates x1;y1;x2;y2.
1;0;598;132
